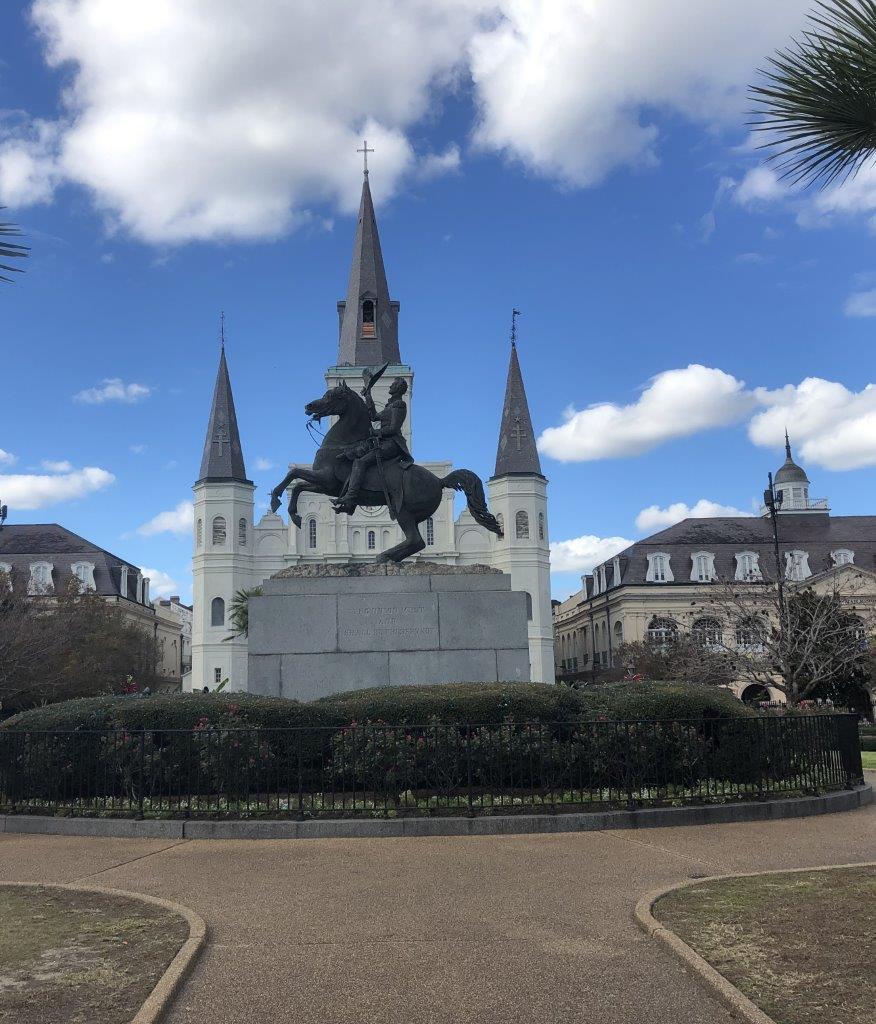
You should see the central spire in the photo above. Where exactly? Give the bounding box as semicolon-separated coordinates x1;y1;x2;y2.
337;172;400;366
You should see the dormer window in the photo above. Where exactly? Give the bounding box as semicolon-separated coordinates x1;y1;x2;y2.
831;549;854;567
71;561;96;591
646;552;673;583
735;551;762;581
690;551;716;583
785;550;811;582
361;298;376;338
28;561;54;595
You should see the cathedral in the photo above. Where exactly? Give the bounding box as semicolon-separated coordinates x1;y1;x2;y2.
188;171;554;692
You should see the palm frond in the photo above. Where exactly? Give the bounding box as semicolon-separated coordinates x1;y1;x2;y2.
0;209;28;283
750;0;876;188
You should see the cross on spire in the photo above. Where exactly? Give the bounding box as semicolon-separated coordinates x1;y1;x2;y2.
511;415;525;451
511;308;521;347
357;139;374;177
212;418;229;456
219;310;226;350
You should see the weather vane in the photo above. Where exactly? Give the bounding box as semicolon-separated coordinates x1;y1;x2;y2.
219;310;226;350
357;139;374;177
511;308;521;346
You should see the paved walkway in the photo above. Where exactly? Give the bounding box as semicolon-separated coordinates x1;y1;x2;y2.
0;801;872;1024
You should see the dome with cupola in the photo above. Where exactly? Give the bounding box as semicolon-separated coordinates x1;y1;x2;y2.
774;432;809;485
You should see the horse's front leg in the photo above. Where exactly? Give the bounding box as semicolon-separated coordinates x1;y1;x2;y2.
269;468;298;513
280;468;337;529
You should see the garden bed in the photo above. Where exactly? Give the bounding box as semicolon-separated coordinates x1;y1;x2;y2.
654;866;876;1024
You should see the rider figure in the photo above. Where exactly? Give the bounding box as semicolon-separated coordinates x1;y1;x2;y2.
332;377;412;514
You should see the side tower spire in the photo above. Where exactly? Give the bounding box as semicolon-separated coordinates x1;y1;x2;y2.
337;166;401;366
488;314;553;684
494;320;543;478
198;338;249;483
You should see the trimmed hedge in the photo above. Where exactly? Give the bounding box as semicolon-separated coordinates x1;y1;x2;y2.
1;681;752;735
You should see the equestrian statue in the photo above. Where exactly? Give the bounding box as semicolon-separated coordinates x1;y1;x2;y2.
269;364;503;562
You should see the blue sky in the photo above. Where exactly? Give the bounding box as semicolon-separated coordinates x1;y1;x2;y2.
2;0;875;602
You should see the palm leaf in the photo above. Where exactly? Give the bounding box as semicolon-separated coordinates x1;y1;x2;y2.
750;0;876;188
0;209;28;283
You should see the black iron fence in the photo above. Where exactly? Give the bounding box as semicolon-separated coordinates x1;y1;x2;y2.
0;714;864;820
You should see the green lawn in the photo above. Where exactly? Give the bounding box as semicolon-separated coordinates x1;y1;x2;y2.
862;750;876;771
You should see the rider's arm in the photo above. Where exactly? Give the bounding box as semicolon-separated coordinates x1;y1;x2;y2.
364;391;379;421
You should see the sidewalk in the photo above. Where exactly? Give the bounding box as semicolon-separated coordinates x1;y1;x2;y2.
0;801;872;1024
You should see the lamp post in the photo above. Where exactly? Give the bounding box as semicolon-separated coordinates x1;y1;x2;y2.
763;472;786;634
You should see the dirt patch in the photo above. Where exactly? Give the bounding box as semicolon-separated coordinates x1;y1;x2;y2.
0;886;188;1024
655;866;876;1024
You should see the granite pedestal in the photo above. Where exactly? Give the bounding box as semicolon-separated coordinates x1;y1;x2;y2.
247;563;530;700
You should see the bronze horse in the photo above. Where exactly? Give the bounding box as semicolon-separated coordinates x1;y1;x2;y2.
269;380;503;562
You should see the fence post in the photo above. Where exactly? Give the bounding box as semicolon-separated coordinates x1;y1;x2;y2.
466;724;473;817
137;729;145;819
836;713;864;788
297;733;304;820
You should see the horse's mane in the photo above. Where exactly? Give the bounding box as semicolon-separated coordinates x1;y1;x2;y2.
321;385;372;449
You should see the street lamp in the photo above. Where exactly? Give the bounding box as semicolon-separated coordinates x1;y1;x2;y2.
763;472;786;633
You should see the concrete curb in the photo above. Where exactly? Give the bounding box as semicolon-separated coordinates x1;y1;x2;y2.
0;784;870;840
0;880;206;1024
634;861;876;1024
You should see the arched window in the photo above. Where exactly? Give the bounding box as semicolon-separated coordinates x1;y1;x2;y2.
525;591;533;620
613;620;623;644
693;616;722;649
212;516;226;546
361;298;376;337
690;551;716;582
515;510;529;539
646;616;678;646
211;597;225;627
367;530;376;551
426;517;434;546
308;518;317;549
496;513;504;536
538;512;545;541
238;518;247;546
196;519;203;547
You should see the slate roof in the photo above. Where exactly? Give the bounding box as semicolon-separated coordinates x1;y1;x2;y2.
584;514;876;596
0;524;143;600
493;343;543;478
336;174;401;367
198;346;249;484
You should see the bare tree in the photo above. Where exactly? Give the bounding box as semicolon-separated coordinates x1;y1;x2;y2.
702;572;874;706
610;634;737;687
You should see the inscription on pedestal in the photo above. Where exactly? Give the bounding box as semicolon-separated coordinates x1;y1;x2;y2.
338;593;439;652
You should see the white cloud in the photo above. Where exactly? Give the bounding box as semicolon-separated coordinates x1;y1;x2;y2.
469;1;809;187
844;288;876;318
129;444;147;454
254;457;275;472
139;566;177;600
0;466;114;509
749;378;876;471
73;378;151;404
416;145;461;181
799;158;876;229
635;499;753;533
735;251;765;265
136;500;193;537
537;365;753;462
2;1;812;242
40;459;72;472
550;534;633;574
0;449;17;467
733;166;786;207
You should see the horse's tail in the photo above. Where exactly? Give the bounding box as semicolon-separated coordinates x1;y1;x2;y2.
440;469;503;538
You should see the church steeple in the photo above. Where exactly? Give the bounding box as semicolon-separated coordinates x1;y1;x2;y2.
198;330;249;484
337;170;400;366
494;326;543;478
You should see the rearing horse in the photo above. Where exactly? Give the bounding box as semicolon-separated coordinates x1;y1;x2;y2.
269;380;503;562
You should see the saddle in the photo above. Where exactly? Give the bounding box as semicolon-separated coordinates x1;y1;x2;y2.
360;458;407;514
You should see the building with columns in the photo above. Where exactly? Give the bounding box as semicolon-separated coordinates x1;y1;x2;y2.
553;440;876;709
190;171;554;692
